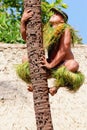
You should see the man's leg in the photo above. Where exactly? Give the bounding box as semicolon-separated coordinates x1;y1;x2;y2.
64;59;79;72
49;59;79;96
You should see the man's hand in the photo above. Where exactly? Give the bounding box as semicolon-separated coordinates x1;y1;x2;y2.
21;9;33;23
41;56;51;69
20;9;33;41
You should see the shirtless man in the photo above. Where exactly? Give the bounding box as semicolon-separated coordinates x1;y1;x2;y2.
20;8;79;96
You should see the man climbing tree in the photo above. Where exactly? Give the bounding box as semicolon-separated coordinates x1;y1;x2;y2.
16;0;84;129
19;7;84;94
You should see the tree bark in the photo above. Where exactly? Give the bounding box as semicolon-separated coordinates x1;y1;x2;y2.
24;0;53;130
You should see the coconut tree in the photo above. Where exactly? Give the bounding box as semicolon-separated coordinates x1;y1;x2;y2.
24;0;53;129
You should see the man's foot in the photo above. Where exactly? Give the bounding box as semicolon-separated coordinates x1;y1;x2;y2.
27;84;33;92
49;87;58;96
27;84;59;96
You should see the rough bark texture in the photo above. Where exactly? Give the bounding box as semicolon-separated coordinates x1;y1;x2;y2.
24;0;53;130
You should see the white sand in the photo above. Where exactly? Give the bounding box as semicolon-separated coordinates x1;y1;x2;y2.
0;44;87;130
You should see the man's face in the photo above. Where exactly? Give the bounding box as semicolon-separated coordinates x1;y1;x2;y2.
49;13;64;25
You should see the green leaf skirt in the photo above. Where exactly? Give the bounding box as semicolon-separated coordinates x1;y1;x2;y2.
16;61;84;92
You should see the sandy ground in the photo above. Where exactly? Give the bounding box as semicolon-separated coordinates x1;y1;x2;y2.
0;43;87;130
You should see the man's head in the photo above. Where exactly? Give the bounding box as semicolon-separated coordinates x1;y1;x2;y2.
49;8;68;24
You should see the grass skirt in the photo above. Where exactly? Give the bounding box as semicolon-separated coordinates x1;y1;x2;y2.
52;66;84;92
16;62;84;92
16;62;31;84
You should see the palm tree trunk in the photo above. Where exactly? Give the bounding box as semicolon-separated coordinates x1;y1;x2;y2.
24;0;53;130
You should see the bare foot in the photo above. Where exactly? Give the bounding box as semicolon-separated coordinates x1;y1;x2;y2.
27;84;33;92
27;84;58;95
49;87;58;96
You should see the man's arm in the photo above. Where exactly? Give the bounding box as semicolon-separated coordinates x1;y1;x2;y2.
49;28;71;68
42;28;71;69
20;10;33;41
20;20;26;41
50;28;71;68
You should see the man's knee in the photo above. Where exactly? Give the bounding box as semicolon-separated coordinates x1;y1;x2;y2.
71;60;79;72
64;60;79;72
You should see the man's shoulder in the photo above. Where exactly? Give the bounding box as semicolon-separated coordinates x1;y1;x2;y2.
62;24;71;36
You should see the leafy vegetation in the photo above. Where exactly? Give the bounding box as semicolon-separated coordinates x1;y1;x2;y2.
0;12;24;43
0;0;82;44
0;0;24;43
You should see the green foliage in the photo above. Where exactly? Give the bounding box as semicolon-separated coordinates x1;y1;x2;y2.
70;27;83;44
0;11;24;43
0;0;23;19
0;0;24;43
